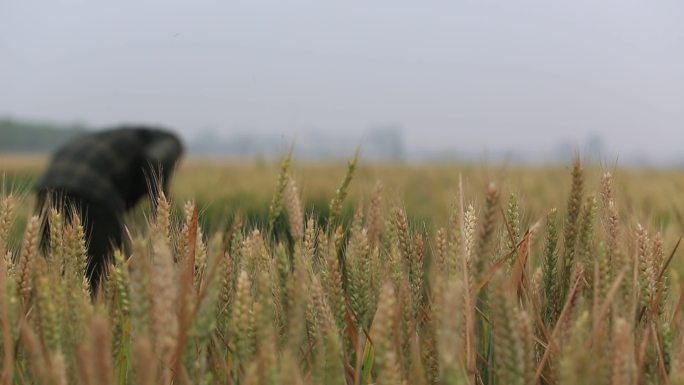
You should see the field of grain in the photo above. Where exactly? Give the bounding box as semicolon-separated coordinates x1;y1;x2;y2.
5;156;684;239
1;153;684;384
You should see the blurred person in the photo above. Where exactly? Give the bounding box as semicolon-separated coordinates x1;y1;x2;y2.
35;126;183;292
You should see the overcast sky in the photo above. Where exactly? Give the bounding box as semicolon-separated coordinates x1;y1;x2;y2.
1;0;683;157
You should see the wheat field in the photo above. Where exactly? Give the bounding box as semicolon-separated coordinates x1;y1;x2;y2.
1;153;684;384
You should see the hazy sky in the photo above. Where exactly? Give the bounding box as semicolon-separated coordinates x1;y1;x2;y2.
2;0;683;157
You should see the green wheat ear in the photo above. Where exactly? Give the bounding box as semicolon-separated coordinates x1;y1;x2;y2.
506;193;521;259
577;195;597;293
490;271;527;385
345;207;371;326
328;150;358;227
562;157;584;299
267;151;292;234
542;208;561;328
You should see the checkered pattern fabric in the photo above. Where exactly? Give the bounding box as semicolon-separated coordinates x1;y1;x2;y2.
36;127;182;212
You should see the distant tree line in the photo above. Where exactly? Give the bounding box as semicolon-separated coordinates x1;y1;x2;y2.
0;118;86;153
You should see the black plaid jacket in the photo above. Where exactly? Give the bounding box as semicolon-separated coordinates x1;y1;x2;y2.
36;127;183;213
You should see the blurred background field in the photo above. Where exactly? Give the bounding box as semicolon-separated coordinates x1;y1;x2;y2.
3;153;684;264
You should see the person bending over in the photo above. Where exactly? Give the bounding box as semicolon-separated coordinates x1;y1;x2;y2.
36;126;183;292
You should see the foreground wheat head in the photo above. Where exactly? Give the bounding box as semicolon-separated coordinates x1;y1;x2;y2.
1;157;683;385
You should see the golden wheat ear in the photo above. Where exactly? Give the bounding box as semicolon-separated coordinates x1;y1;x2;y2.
0;193;18;264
